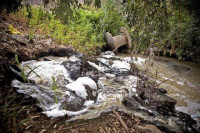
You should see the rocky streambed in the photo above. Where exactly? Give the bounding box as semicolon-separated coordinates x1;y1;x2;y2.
10;51;199;133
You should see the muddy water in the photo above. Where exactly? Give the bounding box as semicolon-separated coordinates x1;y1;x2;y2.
118;53;200;119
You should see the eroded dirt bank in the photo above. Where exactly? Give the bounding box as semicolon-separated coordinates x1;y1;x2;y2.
0;14;199;133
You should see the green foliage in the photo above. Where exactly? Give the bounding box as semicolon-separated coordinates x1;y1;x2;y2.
65;1;126;55
65;6;104;55
15;54;42;83
15;54;28;83
26;1;126;56
127;0;169;52
29;7;46;26
51;76;59;104
126;0;200;62
99;0;126;35
56;0;125;55
52;0;75;24
0;94;31;132
28;7;68;43
17;0;199;62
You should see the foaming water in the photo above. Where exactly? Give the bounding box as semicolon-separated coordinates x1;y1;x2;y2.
12;54;139;120
11;52;200;122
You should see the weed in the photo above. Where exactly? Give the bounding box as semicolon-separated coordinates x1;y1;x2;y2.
51;76;59;104
15;54;42;83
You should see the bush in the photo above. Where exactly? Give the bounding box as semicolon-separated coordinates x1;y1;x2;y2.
65;6;104;55
26;1;127;56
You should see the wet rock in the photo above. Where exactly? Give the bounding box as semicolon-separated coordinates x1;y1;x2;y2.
56;75;69;87
122;96;141;111
100;51;119;59
122;94;198;133
48;46;75;57
62;60;82;80
158;88;167;94
10;34;28;46
85;71;101;83
144;93;177;114
175;111;198;132
122;90;199;133
75;52;85;60
61;93;85;111
85;85;97;101
43;58;51;61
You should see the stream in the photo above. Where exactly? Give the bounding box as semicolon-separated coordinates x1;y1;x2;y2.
11;51;200;132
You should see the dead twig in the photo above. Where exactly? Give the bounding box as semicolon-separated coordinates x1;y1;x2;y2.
112;109;129;133
155;73;200;87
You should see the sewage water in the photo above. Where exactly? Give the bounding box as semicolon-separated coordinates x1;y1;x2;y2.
12;54;138;120
12;52;200;123
118;53;200;119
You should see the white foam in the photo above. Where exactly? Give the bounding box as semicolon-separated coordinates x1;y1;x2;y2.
76;77;97;90
43;103;66;117
44;103;89;117
84;100;94;106
123;57;146;65
123;57;134;63
87;61;104;72
177;81;184;86
66;82;88;99
66;108;88;116
22;60;71;84
102;54;114;59
105;73;116;78
97;58;109;65
45;108;67;117
101;51;115;59
111;60;131;71
69;56;80;62
132;88;137;92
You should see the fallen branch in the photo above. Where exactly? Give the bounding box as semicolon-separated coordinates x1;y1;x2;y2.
112;109;129;133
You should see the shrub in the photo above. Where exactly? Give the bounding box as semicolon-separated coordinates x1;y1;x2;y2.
13;1;127;56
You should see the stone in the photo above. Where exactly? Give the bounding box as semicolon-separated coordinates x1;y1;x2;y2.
144;93;177;113
10;34;28;46
62;60;82;80
61;93;85;111
158;88;167;94
85;85;97;101
48;46;75;57
122;96;142;111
